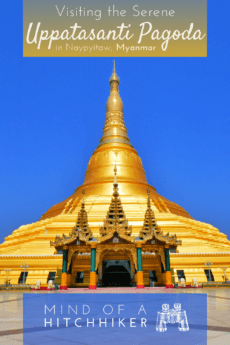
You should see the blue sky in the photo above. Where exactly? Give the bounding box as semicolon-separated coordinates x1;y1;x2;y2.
0;1;230;244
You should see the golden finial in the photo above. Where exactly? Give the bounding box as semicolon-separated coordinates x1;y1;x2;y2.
82;189;85;205
109;60;120;84
97;62;131;149
106;61;123;115
113;164;119;196
114;164;117;184
147;188;151;209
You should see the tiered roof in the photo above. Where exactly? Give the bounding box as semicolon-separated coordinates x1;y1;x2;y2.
139;189;181;247
51;190;92;247
98;166;134;243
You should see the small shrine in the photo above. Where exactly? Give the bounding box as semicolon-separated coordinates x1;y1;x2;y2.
51;167;181;289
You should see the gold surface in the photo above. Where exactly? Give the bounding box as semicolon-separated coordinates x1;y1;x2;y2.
165;271;172;285
0;64;230;286
61;272;68;287
136;271;144;287
89;272;97;287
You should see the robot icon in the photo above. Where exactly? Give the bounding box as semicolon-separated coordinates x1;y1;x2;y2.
156;303;189;332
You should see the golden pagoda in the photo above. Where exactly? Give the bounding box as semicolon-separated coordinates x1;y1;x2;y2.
1;62;230;288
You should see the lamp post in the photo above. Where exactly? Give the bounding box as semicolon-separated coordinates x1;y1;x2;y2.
204;260;213;282
20;263;29;285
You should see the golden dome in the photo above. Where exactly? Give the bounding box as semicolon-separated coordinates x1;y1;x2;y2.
41;63;192;222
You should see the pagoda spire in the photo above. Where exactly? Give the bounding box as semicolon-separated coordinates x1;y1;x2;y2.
99;166;133;239
82;188;85;205
139;189;157;240
139;190;181;247
50;189;92;247
113;164;118;195
147;188;151;209
98;61;132;148
83;63;148;186
73;189;92;240
109;60;120;84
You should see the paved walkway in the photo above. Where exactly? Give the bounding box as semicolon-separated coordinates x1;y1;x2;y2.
0;288;229;344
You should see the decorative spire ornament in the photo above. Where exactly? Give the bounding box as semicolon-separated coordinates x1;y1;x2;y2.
139;189;157;240
139;189;181;247
114;164;117;187
82;188;85;205
97;61;132;148
99;164;133;239
109;60;120;85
